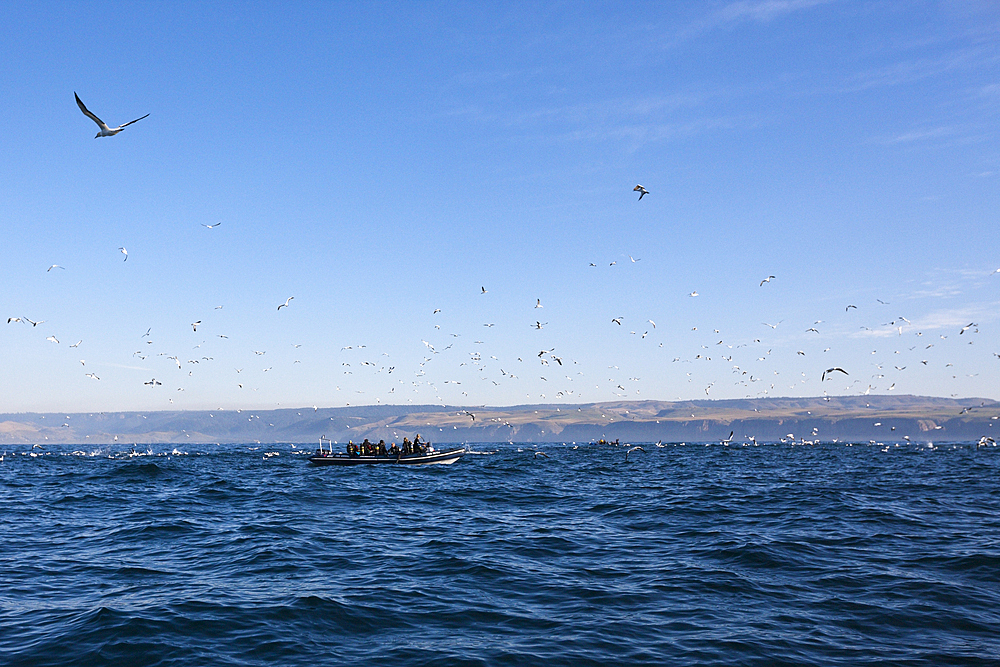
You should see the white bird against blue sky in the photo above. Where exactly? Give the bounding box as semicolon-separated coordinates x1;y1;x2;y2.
75;93;149;138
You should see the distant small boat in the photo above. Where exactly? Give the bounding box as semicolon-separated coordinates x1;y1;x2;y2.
308;446;465;466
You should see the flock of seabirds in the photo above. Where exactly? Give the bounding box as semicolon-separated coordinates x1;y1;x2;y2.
4;94;999;451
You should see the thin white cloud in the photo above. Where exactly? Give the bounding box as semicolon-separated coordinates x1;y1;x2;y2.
909;304;997;332
713;0;831;24
876;126;956;145
841;48;995;93
662;0;834;48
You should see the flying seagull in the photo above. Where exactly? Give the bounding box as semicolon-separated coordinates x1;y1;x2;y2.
633;184;649;200
75;93;149;138
119;247;128;261
625;446;645;462
759;275;775;286
201;222;222;229
277;296;294;311
47;264;65;272
821;367;848;382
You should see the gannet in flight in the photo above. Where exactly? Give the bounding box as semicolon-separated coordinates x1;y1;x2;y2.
625;446;645;461
75;93;149;138
821;367;848;382
633;184;649;200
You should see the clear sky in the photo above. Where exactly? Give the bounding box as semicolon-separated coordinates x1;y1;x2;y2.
1;1;997;413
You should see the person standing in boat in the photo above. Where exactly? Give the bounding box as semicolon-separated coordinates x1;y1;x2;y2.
413;434;422;454
402;437;411;454
377;440;387;456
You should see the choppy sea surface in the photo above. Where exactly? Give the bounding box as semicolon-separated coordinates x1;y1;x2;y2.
2;440;999;666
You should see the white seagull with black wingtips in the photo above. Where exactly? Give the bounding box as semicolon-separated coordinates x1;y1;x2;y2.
75;93;149;138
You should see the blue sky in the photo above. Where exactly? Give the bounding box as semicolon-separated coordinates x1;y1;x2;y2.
1;1;998;413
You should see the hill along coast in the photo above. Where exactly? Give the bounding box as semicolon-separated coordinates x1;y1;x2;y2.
1;395;997;446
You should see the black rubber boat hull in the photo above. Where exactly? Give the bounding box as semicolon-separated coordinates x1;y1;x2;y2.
308;448;465;466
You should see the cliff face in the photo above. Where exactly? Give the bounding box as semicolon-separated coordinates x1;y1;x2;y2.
0;395;996;445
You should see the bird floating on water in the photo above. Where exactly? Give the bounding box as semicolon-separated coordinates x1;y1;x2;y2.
75;93;149;138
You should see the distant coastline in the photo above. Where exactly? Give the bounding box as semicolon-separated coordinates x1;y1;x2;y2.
1;395;996;445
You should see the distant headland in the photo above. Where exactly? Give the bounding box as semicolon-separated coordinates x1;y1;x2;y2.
1;395;997;445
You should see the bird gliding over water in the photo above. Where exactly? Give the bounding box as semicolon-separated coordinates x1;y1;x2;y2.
75;93;149;138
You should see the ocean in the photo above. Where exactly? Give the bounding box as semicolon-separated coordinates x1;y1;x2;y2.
2;441;999;666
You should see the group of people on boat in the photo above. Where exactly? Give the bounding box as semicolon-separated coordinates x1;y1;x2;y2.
314;434;430;458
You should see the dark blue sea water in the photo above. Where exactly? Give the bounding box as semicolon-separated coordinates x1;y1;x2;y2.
2;440;999;666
